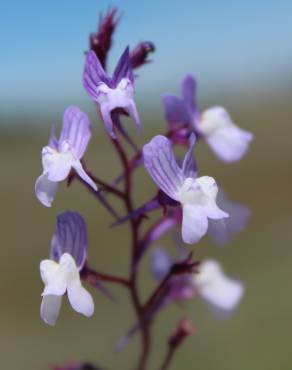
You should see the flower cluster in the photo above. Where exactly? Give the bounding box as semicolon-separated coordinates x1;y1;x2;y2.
35;7;252;370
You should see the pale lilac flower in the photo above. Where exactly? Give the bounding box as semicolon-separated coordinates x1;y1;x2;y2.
194;259;244;311
83;47;140;138
163;75;253;162
40;211;94;326
35;106;97;207
143;135;228;244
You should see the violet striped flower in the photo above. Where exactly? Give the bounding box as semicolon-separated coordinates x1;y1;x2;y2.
40;211;94;326
35;106;97;207
143;134;228;244
163;75;253;162
83;46;140;138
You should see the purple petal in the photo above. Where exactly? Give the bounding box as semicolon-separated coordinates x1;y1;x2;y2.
59;106;92;159
208;189;250;245
72;161;97;191
48;125;59;150
50;211;88;269
83;51;111;100
143;135;184;200
113;46;133;84
100;105;116;138
182;133;197;178
150;248;172;280
162;94;190;125
181;74;197;112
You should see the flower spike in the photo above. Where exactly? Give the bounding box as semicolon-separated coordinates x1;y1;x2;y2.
35;106;97;207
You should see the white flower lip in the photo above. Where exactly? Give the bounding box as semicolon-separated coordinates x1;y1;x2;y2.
40;253;94;326
96;78;134;108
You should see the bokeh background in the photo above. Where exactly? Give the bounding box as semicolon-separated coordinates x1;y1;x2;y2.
1;1;292;369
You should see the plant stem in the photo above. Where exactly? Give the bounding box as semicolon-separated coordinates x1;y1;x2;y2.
110;127;151;370
158;347;176;370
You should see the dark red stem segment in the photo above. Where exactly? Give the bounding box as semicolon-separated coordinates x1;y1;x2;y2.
84;267;130;288
158;346;176;370
109;124;151;370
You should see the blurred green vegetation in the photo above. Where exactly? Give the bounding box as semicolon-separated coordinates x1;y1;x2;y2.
0;95;292;370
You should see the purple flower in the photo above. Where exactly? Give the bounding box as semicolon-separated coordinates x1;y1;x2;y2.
83;47;140;138
35;106;97;207
143;134;228;244
163;75;253;162
40;211;94;326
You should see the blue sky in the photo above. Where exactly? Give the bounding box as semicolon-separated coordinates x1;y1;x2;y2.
1;0;292;118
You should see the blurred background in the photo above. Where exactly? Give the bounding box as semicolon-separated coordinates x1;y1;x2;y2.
1;0;292;369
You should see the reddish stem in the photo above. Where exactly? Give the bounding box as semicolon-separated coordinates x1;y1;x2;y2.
158;346;176;370
143;273;171;313
110;129;151;370
85;268;130;288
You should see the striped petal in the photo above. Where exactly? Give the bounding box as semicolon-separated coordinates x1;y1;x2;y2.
59;106;92;159
143;135;184;200
50;211;88;269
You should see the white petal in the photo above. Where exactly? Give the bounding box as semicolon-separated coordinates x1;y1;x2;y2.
40;254;77;297
72;161;97;191
199;107;253;163
35;172;58;207
206;125;253;163
67;282;94;317
40;294;62;326
40;259;59;285
181;204;208;244
46;155;73;182
195;260;244;311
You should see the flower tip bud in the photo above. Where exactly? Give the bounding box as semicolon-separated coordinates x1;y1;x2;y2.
168;318;196;349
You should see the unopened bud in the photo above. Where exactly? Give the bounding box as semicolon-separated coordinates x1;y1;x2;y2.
168;318;196;349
